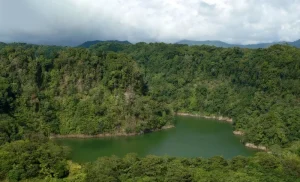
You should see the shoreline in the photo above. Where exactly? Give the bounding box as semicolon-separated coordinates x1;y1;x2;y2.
51;114;268;151
232;131;267;151
50;124;175;139
176;112;233;123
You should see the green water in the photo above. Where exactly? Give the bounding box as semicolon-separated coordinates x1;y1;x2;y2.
56;116;256;162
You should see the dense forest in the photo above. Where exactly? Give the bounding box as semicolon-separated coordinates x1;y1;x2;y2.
0;42;300;181
0;43;173;139
90;42;300;146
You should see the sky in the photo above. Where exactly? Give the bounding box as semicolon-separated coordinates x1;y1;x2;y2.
0;0;300;46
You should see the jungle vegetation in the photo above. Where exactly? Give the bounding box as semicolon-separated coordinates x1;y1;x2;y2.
0;42;300;181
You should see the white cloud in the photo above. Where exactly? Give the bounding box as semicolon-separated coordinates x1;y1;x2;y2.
0;0;299;45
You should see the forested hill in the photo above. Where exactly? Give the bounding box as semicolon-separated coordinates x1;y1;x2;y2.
176;39;300;48
78;40;131;48
176;40;234;47
0;43;173;141
0;42;6;48
1;42;300;146
0;42;300;181
90;42;300;147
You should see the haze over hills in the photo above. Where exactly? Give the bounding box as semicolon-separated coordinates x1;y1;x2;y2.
77;39;300;49
2;39;300;49
176;39;300;48
290;39;300;47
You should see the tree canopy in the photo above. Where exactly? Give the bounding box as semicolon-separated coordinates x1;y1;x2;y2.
0;42;300;181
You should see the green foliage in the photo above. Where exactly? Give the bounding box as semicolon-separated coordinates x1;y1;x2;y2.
0;44;173;140
85;152;300;182
0;114;22;145
0;139;69;181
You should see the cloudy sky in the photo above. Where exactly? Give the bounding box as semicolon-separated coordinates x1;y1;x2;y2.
0;0;300;46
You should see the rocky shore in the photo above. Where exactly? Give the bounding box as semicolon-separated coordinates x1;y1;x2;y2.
245;143;267;151
176;112;233;123
233;130;244;135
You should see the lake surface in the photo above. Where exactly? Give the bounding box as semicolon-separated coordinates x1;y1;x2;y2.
56;116;256;162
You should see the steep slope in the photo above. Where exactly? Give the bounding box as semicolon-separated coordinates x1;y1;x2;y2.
0;44;172;141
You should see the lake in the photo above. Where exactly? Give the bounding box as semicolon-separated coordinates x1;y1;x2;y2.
55;116;256;162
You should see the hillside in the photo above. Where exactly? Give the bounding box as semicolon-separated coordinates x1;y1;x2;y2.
0;43;172;139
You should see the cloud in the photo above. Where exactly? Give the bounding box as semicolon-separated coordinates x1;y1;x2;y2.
0;0;299;45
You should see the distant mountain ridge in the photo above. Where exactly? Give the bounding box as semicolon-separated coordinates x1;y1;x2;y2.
78;40;131;48
176;39;300;48
289;39;300;47
78;39;300;49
